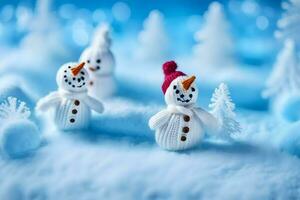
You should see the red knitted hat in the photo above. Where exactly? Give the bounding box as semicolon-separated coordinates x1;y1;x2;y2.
162;61;186;94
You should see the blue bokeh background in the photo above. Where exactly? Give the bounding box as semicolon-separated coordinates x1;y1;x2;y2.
0;0;282;65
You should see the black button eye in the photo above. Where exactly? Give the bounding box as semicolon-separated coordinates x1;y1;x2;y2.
64;70;67;73
96;66;100;70
191;87;195;92
173;85;177;89
96;59;101;63
189;94;193;98
176;90;180;94
68;66;71;68
87;60;90;63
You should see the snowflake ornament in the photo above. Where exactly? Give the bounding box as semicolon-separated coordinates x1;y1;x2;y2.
0;97;31;122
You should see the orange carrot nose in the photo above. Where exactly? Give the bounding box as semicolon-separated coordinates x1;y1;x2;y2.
71;62;85;76
182;75;196;90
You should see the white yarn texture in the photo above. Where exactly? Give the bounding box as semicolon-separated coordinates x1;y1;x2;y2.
149;105;218;151
36;90;104;130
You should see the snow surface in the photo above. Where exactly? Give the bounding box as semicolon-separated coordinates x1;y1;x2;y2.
1;97;300;199
1;112;300;199
1;119;41;158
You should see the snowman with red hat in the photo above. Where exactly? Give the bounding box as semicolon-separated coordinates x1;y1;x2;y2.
36;62;104;130
149;61;219;150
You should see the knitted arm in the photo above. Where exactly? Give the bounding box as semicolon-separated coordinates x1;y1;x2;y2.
193;107;220;135
85;96;104;114
36;92;61;112
149;109;171;130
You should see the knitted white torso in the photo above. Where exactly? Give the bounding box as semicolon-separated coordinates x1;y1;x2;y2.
54;90;91;130
152;105;204;150
88;74;116;100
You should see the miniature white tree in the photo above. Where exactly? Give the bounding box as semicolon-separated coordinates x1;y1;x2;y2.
209;83;241;140
263;39;300;99
136;10;169;62
275;0;300;46
193;2;235;70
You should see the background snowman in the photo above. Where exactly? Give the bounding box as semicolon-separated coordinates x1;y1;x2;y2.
149;61;219;150
79;24;116;101
36;62;104;130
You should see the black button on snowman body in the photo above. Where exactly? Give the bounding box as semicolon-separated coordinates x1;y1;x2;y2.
69;100;80;123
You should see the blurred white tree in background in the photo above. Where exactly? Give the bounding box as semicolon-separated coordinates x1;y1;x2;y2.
20;0;68;61
136;10;169;63
193;2;235;71
0;0;70;75
275;0;300;47
263;39;300;99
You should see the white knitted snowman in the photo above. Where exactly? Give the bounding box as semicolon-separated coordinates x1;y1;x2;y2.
36;62;104;130
79;24;116;100
149;61;219;150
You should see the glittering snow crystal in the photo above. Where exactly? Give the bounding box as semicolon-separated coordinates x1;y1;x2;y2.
209;83;241;140
0;97;41;158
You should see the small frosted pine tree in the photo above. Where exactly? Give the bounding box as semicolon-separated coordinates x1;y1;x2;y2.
263;39;300;99
136;10;169;62
193;2;235;70
209;83;241;140
275;0;300;46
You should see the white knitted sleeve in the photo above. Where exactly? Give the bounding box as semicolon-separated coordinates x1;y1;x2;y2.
36;91;61;113
85;96;104;114
193;107;220;135
149;109;171;131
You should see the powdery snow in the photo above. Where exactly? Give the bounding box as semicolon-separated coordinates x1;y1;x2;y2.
0;131;300;200
0;97;299;199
